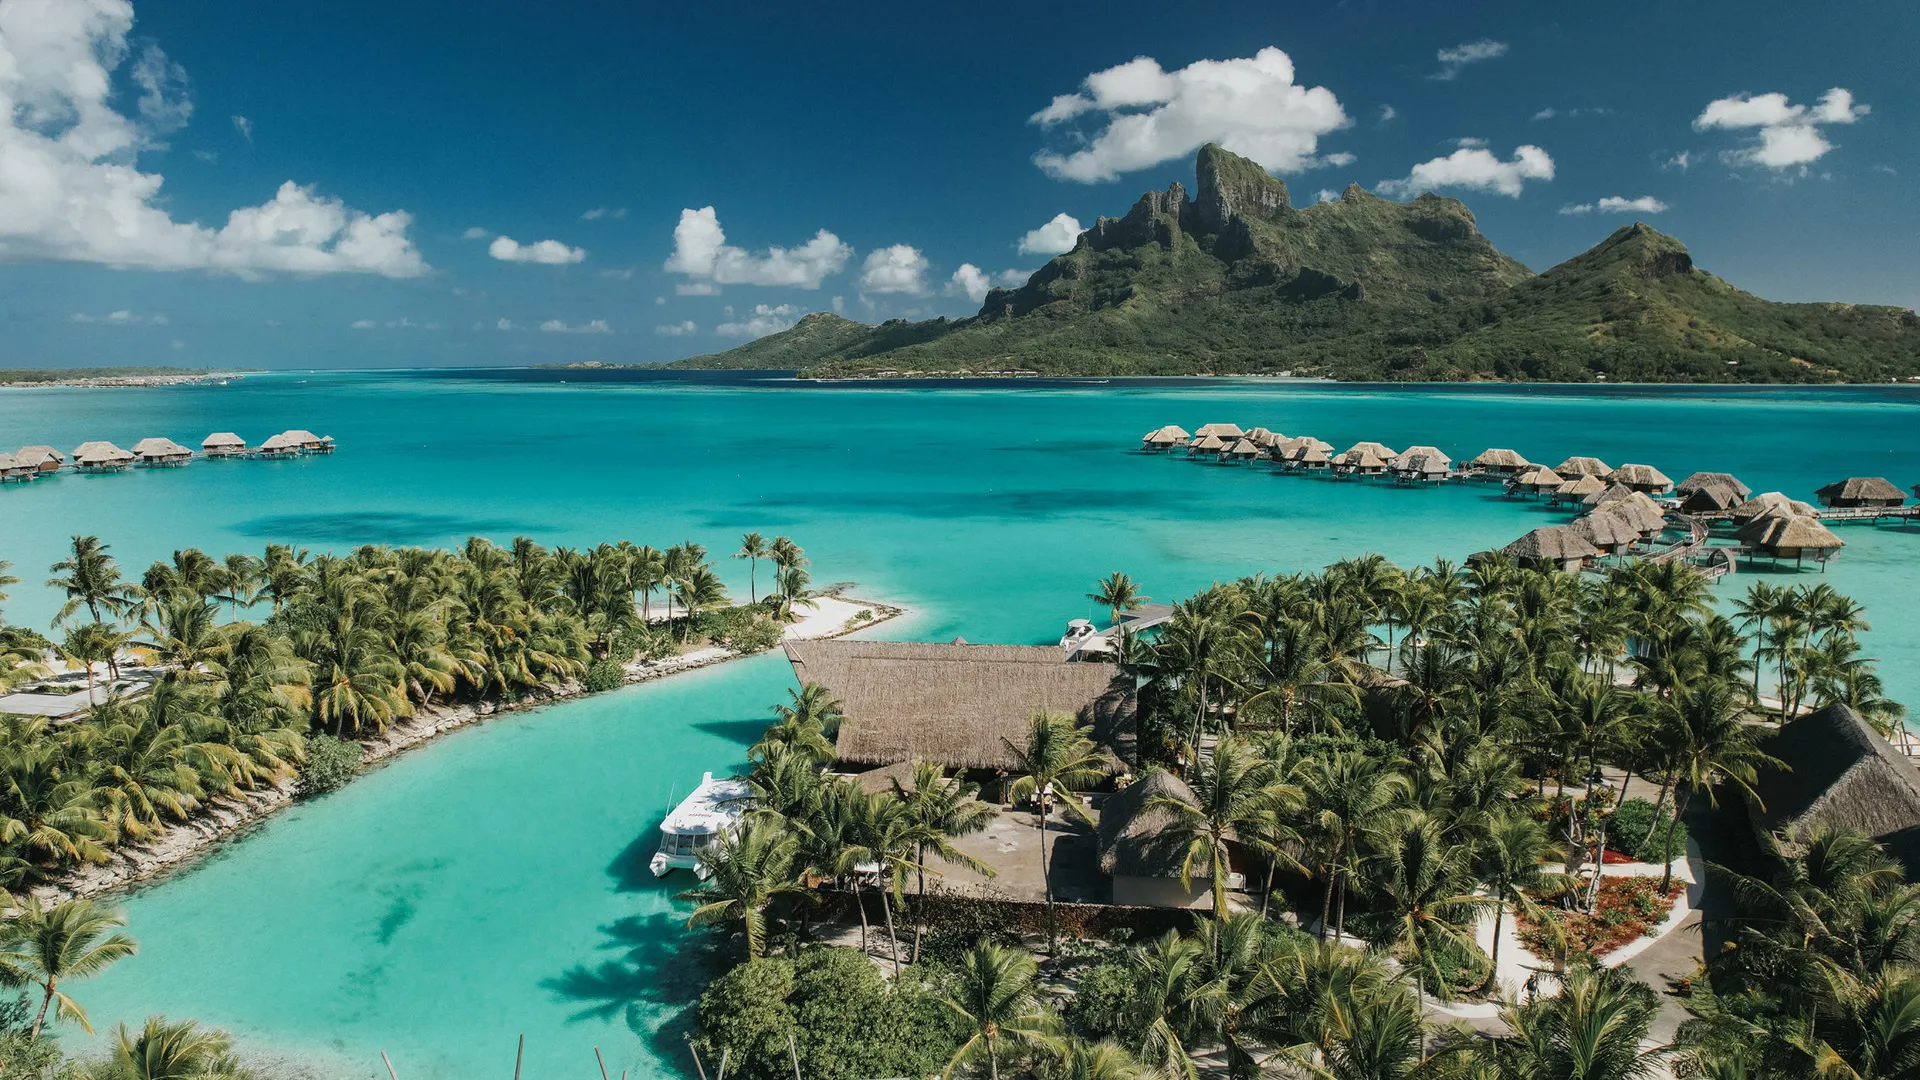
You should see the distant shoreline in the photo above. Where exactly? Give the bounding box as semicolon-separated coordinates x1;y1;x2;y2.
0;369;257;389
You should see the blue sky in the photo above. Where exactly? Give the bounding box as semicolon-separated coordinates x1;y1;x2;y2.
2;0;1915;369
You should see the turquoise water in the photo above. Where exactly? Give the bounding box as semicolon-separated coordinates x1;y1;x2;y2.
3;372;1919;1077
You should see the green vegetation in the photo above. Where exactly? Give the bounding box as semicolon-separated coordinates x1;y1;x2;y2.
0;368;213;386
676;145;1920;383
0;533;814;890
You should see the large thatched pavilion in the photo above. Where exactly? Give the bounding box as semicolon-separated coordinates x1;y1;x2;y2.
1814;477;1907;509
1096;770;1212;908
1500;525;1602;572
1749;703;1920;878
783;639;1135;787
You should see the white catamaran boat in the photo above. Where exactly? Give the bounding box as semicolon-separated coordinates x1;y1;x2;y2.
649;772;752;879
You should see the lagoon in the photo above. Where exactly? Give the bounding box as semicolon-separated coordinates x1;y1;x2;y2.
3;371;1918;1077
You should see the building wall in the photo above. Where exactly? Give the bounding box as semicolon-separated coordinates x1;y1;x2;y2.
1112;875;1211;909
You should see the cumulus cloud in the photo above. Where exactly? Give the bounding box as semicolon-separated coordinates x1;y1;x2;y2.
581;206;628;220
948;265;1031;304
0;1;425;278
1559;196;1668;215
1432;40;1507;81
1376;145;1554;198
1665;151;1692;172
653;320;698;336
716;303;801;339
1316;189;1340;204
462;226;490;240
495;318;514;330
1449;137;1488;149
1028;47;1348;182
857;245;930;295
488;235;587;264
71;309;167;325
1693;88;1867;169
664;207;851;289
539;319;611;334
1017;213;1084;256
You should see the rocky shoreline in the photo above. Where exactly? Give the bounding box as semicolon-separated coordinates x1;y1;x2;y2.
0;372;251;389
34;595;903;904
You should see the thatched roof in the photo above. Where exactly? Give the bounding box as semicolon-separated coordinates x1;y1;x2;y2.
1511;465;1565;489
1098;770;1200;879
1295;446;1331;464
1226;438;1263;457
131;437;191;458
1390;445;1452;472
1609;463;1674;491
1244;427;1277;445
0;453;21;472
1191;433;1228;452
1751;704;1920;874
1731;491;1818;523
1554;455;1612;478
1816;477;1907;504
1741;514;1845;552
1336;449;1387;470
844;759;922;796
16;445;63;464
1556;474;1608;498
1342;441;1396;460
1614;492;1669;535
1471;448;1530;469
1582;482;1637;508
784;640;1134;773
1679;483;1743;513
1160;425;1191;442
1142;427;1180;446
1572;506;1642;548
1676;472;1753;500
1195;423;1245;439
70;440;133;464
1502;525;1601;562
282;429;323;444
202;432;247;449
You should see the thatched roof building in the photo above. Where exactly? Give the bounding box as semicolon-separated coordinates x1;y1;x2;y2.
1750;703;1920;875
131;437;193;464
1572;506;1642;552
1678;483;1743;514
1225;438;1264;460
1195;423;1245;440
1141;427;1183;450
1608;463;1674;494
1469;448;1530;474
1730;491;1819;524
1508;465;1564;496
1554;474;1609;502
15;445;64;471
202;432;248;455
1244;427;1279;446
783;639;1135;773
1291;446;1331;470
258;432;303;455
1333;448;1388;475
1554;455;1612;478
1676;472;1753;501
1582;482;1637;508
1739;514;1845;563
70;441;134;470
1389;445;1452;479
1189;433;1228;455
1097;770;1210;907
1501;525;1601;572
1814;477;1907;508
0;453;31;481
1342;441;1397;460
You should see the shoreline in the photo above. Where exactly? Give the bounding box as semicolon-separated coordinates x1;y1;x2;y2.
32;594;903;905
0;372;254;389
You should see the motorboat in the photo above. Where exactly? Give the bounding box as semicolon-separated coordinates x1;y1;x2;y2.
649;771;751;879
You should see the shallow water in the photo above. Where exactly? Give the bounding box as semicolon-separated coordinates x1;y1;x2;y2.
2;372;1917;1077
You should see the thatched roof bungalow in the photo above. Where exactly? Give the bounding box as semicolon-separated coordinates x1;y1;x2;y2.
1333;448;1388;477
1676;472;1753;502
1678;483;1743;514
202;432;248;457
131;437;193;466
1188;433;1229;458
1097;770;1211;908
1550;473;1609;506
1244;427;1280;447
1814;477;1907;509
1289;445;1331;472
1582;482;1637;508
0;453;33;482
1500;525;1602;573
15;446;64;474
1506;465;1564;498
1571;505;1643;553
1469;448;1531;476
1194;423;1246;440
1749;703;1920;876
783;639;1135;775
70;441;134;472
1739;514;1845;567
1342;441;1397;461
1225;438;1264;461
256;432;302;457
1608;463;1674;494
1554;455;1612;478
1389;446;1452;483
1730;491;1818;525
282;429;328;452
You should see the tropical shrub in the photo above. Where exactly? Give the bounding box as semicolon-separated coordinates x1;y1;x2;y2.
301;735;363;794
1063;960;1135;1040
723;618;785;654
581;660;626;693
1608;798;1687;863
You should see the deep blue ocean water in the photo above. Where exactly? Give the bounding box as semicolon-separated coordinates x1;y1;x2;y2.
2;370;1917;1078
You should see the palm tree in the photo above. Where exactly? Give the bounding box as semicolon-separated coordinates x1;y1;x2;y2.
1056;1039;1150;1080
0;897;138;1040
1147;738;1298;915
773;564;816;623
770;536;807;575
1473;808;1564;992
58;622;121;704
893;760;997;960
1156;604;1249;755
1004;711;1106;953
1368;813;1494;1041
670;565;729;641
46;535;138;625
1123;930;1208;1080
0;744;113;870
1301;750;1408;941
939;940;1060;1080
1089;572;1147;628
1479;961;1668;1080
95;1015;253;1080
734;533;770;603
1654;681;1777;891
677;814;808;960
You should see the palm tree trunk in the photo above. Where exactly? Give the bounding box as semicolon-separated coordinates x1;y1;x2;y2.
1660;790;1689;892
987;1038;999;1080
1485;903;1504;992
853;880;871;952
1260;860;1276;919
1211;846;1229;916
1319;869;1335;940
1335;871;1348;943
28;979;55;1042
1642;776;1673;848
879;882;902;978
1039;806;1057;956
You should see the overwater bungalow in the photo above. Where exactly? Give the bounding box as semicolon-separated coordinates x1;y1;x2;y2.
1730;491;1820;525
1748;703;1920;877
131;437;194;466
1814;477;1907;509
15;446;64;475
257;432;303;457
1342;441;1396;461
1332;448;1388;478
1188;432;1229;459
1739;513;1845;568
1468;448;1530;477
1140;426;1183;451
1194;422;1246;442
1097;771;1214;908
1571;505;1643;554
1554;455;1612;479
1608;463;1674;494
70;441;134;472
1500;525;1602;573
1581;482;1638;509
1224;438;1264;462
1675;471;1753;502
1551;473;1608;506
1243;426;1280;447
782;639;1135;792
0;453;34;482
1388;446;1452;484
202;432;249;457
1678;482;1744;514
1289;445;1332;472
280;429;329;453
1506;464;1564;498
1612;492;1670;538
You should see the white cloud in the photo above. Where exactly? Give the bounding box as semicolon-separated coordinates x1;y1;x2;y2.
653;295;666;305
857;245;929;294
716;303;800;339
0;2;425;279
488;235;587;265
350;319;375;330
1532;106;1610;121
653;320;698;336
675;281;722;296
1017;213;1083;256
1559;195;1668;215
1665;151;1692;172
1318;151;1355;168
231;114;251;142
1693;88;1868;169
350;317;424;330
539;318;612;334
830;295;845;314
1377;104;1397;124
1377;145;1554;198
664;206;851;289
1432;40;1507;81
462;226;490;240
1316;189;1339;204
71;309;167;325
1029;47;1348;182
582;206;628;221
495;318;514;330
948;264;1031;304
1449;137;1488;149
131;44;191;133
599;266;634;280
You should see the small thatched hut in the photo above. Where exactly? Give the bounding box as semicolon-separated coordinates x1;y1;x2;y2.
15;446;65;474
1333;448;1388;477
256;432;301;457
1097;771;1211;908
0;453;33;482
1389;446;1452;483
1814;477;1907;509
1572;505;1643;554
1554;455;1612;478
1500;525;1602;573
1730;491;1819;525
1225;438;1264;461
1341;441;1397;461
1141;427;1181;451
1506;465;1564;499
1468;448;1530;476
1676;472;1753;502
1581;482;1637;508
70;441;134;472
1290;445;1332;472
1243;426;1279;447
783;639;1135;779
1189;433;1229;458
1749;703;1920;877
1739;514;1845;567
131;437;193;466
1608;463;1674;494
1551;473;1609;506
202;432;248;457
1678;483;1743;514
1194;423;1246;441
282;429;327;452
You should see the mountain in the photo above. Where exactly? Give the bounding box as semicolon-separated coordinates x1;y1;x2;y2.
675;145;1920;382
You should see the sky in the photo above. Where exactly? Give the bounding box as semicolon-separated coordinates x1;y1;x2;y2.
1;0;1916;370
